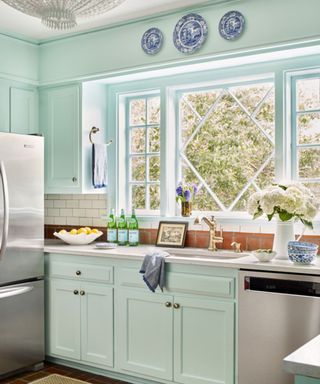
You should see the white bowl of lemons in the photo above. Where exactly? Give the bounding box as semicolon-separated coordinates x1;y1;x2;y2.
54;227;103;245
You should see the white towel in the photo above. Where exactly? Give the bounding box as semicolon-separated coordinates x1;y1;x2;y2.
92;143;107;188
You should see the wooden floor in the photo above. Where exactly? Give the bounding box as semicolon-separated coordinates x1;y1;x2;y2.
0;362;129;384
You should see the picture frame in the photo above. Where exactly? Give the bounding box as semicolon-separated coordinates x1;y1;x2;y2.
155;221;188;248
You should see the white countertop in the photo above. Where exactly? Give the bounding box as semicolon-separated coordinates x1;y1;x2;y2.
44;241;320;274
284;335;320;379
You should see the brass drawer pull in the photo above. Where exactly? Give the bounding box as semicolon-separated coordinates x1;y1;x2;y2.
173;303;180;309
165;301;172;308
76;270;81;276
80;290;85;296
72;177;77;182
73;290;79;295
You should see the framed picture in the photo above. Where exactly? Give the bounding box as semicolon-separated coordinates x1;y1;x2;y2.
155;221;188;248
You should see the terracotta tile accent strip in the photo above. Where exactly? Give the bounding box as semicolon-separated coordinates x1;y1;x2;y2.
45;225;320;253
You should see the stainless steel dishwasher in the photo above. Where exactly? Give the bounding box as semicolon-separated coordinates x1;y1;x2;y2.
238;270;320;384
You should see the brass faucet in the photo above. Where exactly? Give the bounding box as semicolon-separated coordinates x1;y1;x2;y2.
194;216;223;252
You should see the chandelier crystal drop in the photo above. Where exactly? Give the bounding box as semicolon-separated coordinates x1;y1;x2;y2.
2;0;126;30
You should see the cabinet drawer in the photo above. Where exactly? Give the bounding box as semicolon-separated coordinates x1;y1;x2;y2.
166;273;234;298
49;261;113;284
118;268;234;298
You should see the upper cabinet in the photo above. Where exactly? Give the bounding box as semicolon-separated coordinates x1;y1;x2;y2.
40;84;81;193
40;82;108;194
0;80;38;135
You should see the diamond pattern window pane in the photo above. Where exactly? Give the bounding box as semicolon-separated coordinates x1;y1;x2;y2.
179;81;275;211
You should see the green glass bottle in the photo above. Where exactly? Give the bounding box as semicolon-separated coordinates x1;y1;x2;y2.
106;208;117;243
128;208;139;246
117;209;128;246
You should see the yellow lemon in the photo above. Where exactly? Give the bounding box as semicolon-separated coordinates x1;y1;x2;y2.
77;228;87;235
59;229;67;234
70;229;78;235
84;227;91;234
91;228;100;234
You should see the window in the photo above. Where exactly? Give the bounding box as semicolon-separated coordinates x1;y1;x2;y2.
292;74;320;200
177;80;275;212
126;94;161;214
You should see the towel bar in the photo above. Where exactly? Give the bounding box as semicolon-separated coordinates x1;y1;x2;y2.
89;126;113;146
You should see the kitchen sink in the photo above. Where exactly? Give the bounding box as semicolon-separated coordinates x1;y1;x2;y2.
163;247;250;260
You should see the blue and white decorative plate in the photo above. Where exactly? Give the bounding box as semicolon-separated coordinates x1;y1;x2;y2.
219;10;245;40
173;13;208;54
141;27;163;55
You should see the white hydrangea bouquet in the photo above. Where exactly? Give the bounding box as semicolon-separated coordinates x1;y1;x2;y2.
247;183;318;229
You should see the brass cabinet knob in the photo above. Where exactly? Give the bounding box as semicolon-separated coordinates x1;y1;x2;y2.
76;270;81;276
80;290;85;296
165;301;172;308
173;303;180;309
73;290;79;295
72;177;77;182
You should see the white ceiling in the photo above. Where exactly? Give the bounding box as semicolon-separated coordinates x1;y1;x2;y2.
0;0;212;41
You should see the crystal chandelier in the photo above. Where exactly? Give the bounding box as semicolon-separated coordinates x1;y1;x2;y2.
2;0;126;30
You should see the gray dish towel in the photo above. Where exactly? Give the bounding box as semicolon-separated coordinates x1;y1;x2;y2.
139;250;169;292
92;143;107;188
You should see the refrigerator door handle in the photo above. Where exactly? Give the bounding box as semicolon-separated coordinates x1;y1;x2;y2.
0;286;33;299
0;161;9;261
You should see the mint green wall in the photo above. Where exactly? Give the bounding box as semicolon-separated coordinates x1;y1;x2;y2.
39;0;320;84
0;35;38;83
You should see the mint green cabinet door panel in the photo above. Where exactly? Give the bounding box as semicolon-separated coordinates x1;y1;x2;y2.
0;81;9;133
41;85;81;193
10;87;38;134
117;289;173;380
174;297;234;384
48;279;81;360
81;283;113;367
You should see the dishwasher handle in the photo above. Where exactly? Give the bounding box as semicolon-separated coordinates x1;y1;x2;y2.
244;276;320;297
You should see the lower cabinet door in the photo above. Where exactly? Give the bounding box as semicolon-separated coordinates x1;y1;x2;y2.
173;297;234;384
47;279;81;360
117;289;173;381
80;283;113;367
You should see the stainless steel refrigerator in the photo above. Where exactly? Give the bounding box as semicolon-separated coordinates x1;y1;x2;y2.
0;133;44;378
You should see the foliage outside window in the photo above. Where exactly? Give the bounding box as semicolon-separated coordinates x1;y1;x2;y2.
127;95;160;213
293;75;320;200
178;80;275;212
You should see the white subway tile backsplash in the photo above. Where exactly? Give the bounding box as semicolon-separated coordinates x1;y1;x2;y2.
45;200;54;208
67;217;80;226
47;208;60;217
73;208;86;217
85;194;99;200
79;200;92;208
92;218;106;227
92;200;107;209
66;200;79;208
54;200;66;208
60;208;73;217
45;193;109;227
85;209;100;218
79;217;92;226
54;217;67;225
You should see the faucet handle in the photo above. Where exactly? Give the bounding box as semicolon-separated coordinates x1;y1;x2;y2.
231;241;242;253
194;216;201;225
210;215;216;223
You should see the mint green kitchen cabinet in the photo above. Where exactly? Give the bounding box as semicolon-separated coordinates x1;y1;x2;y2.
116;267;235;384
46;255;114;368
40;84;81;193
10;86;38;134
48;279;113;367
173;296;234;384
0;80;38;134
40;82;108;194
117;289;174;380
